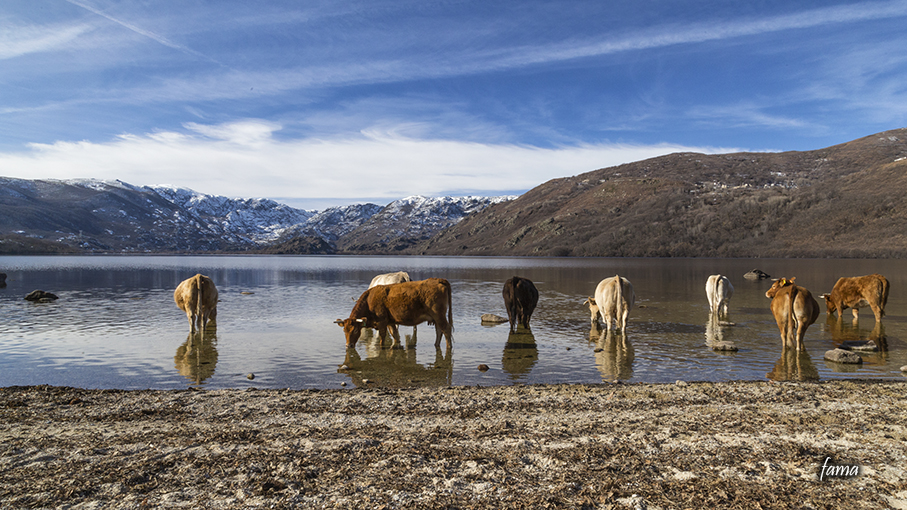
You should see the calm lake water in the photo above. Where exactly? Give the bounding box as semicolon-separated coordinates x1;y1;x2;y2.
1;255;905;390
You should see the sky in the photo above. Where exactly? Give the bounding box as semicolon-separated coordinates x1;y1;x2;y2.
1;1;906;210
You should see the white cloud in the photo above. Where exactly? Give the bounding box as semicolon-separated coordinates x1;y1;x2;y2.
0;22;90;60
0;120;735;202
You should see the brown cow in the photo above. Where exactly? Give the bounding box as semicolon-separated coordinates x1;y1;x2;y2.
765;277;819;351
819;274;889;324
174;274;218;334
336;278;453;349
502;276;539;333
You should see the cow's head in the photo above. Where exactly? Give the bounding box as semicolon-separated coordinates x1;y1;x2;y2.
765;277;796;299
335;318;367;347
818;293;836;314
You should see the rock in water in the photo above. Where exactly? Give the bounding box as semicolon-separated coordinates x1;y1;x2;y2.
824;348;863;364
480;314;508;324
24;290;59;302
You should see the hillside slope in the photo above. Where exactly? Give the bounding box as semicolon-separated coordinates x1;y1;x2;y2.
409;128;907;258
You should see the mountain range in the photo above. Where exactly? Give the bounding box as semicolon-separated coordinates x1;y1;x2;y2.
0;178;513;254
2;127;906;257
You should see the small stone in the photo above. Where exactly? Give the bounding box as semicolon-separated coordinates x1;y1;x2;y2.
363;378;371;384
594;348;604;353
851;342;879;352
241;291;255;295
675;380;688;386
824;348;863;364
480;314;508;324
339;364;349;370
712;342;738;352
900;365;907;372
340;382;347;387
247;373;255;380
477;364;490;372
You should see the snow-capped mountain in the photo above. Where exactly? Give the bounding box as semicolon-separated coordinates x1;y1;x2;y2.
0;177;516;254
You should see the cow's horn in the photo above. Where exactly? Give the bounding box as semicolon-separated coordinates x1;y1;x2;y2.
334;319;344;324
356;318;366;323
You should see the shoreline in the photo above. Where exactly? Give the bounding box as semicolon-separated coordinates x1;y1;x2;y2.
2;380;906;509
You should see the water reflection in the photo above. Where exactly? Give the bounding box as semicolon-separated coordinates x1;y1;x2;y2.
591;325;634;382
340;343;452;388
767;349;818;382
824;315;888;352
502;329;538;380
174;332;219;386
705;314;738;352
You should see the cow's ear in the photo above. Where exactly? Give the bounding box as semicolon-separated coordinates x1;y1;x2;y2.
789;277;796;283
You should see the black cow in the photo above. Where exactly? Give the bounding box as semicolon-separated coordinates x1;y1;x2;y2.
502;276;539;333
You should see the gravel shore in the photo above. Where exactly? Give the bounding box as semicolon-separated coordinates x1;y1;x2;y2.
2;381;906;509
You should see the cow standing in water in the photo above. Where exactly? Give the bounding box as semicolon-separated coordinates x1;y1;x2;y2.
337;278;453;349
502;276;539;333
174;274;218;334
705;274;734;318
765;277;819;351
588;275;635;332
368;271;415;339
819;274;889;324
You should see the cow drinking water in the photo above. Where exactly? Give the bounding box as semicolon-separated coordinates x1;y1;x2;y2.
174;274;218;334
337;278;453;349
502;276;539;333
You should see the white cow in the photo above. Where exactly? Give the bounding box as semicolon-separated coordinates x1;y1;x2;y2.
590;275;635;332
705;274;734;317
369;271;412;288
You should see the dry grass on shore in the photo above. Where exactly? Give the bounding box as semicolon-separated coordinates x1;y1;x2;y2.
1;380;906;509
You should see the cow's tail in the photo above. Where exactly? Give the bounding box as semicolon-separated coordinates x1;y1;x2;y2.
446;279;454;334
195;274;204;329
787;284;799;347
879;276;890;318
614;274;624;329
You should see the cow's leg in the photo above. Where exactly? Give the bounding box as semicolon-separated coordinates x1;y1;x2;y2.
601;310;612;331
187;311;197;334
389;325;402;349
376;321;389;346
852;307;860;321
870;303;883;324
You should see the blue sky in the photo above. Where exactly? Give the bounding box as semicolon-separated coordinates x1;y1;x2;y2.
1;0;906;209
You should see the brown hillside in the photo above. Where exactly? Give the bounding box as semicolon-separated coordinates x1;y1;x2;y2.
407;128;907;258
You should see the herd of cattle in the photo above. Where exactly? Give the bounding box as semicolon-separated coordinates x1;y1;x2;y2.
174;270;891;352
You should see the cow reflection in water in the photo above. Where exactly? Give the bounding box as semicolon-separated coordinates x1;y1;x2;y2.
590;324;634;382
767;349;818;382
340;341;452;388
174;332;219;386
502;329;538;380
824;315;888;355
704;314;738;351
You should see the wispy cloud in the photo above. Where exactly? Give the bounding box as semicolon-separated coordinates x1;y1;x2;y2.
63;0;220;64
0;22;91;60
0;120;735;202
477;1;907;70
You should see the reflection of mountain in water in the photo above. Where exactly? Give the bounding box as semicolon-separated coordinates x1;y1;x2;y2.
340;345;452;388
174;333;219;386
591;325;634;382
767;349;818;382
502;329;537;380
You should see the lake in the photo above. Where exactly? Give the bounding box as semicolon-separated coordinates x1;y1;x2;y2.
1;255;905;390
